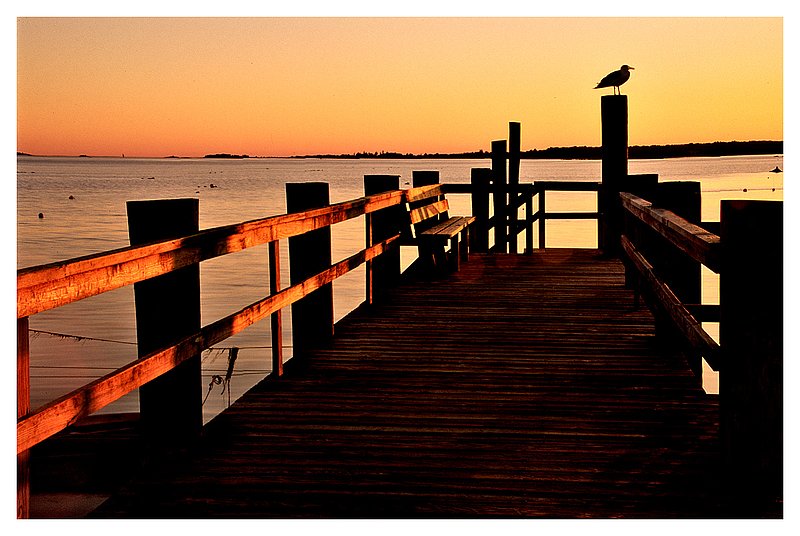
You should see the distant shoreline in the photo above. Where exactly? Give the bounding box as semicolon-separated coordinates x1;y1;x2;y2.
17;140;783;160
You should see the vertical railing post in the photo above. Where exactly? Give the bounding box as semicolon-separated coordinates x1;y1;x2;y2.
127;198;202;447
719;200;783;513
287;183;334;360
17;317;30;519
600;94;628;254
364;175;401;303
508;122;521;254
654;181;703;382
538;188;546;249
525;186;534;254
470;168;491;253
491;139;508;253
268;240;283;377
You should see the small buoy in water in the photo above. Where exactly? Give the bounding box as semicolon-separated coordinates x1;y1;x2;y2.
38;212;44;219
743;188;748;192
68;195;75;200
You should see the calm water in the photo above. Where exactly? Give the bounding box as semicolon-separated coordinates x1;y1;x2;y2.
16;155;784;419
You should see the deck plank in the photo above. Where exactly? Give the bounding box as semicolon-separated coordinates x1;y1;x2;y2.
91;250;723;518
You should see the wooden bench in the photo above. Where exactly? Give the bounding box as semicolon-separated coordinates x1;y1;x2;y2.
404;185;475;274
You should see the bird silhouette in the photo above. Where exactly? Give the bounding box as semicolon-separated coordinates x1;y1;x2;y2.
594;65;634;95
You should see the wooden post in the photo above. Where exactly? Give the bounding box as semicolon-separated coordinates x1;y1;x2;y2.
719;200;783;512
525;186;534;254
17;317;30;519
654;181;703;383
268;240;283;377
491;140;508;253
538;188;546;249
508;122;521;254
287;183;334;359
365;175;401;303
470;168;491;253
600;95;628;254
127;198;202;446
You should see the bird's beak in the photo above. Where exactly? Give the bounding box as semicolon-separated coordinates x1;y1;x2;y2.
629;66;635;70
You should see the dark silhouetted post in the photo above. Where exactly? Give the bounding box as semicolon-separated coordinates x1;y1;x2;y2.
508;122;521;254
268;240;283;377
652;181;703;383
127;198;202;446
17;317;30;518
491;140;508;252
600;94;628;253
470;168;491;253
365;175;401;303
287;183;334;359
720;200;783;513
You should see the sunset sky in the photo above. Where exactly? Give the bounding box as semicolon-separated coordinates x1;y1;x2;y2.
15;10;785;158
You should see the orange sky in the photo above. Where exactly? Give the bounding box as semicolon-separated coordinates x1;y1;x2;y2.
16;16;783;157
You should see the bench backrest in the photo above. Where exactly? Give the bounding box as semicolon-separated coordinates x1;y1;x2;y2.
404;184;450;238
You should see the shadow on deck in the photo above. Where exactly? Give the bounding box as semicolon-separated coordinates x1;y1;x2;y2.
90;250;724;518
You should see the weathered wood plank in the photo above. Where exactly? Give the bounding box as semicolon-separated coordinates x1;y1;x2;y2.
621;235;720;370
17;234;401;454
409;199;450;225
620;192;721;273
18;190;405;318
91;251;725;519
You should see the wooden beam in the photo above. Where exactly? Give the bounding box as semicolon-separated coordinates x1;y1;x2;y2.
620;234;720;370
268;240;283;377
620;192;721;273
18;190;405;318
17;233;401;454
17;317;30;519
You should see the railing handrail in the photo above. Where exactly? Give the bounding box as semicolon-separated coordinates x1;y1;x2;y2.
16;186;429;453
17;188;406;318
620;191;721;273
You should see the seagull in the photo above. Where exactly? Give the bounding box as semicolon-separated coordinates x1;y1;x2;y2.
594;65;634;95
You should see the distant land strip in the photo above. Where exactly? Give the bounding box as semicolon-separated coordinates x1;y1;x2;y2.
16;140;783;160
293;140;783;160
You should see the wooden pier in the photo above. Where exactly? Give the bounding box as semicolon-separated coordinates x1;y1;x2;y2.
17;97;783;518
89;250;725;518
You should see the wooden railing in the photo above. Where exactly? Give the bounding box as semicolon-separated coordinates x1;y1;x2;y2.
444;179;601;253
16;182;418;517
618;188;782;507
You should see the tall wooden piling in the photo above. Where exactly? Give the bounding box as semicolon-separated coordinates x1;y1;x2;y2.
719;200;783;512
600;95;629;253
365;175;401;303
653;181;703;382
508;122;521;185
287;183;334;359
470;168;492;253
491;140;508;252
127;198;202;446
17;317;30;518
508;123;521;254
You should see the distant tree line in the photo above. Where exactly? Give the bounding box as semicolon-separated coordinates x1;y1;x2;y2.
293;140;782;160
204;153;250;159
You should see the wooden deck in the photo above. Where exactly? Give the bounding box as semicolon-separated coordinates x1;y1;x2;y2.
90;250;724;518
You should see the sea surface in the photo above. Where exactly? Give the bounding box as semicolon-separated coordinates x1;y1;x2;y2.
16;154;784;420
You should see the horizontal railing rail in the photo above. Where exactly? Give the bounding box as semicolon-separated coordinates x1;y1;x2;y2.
620;192;721;274
17;187;414;454
618;191;721;372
